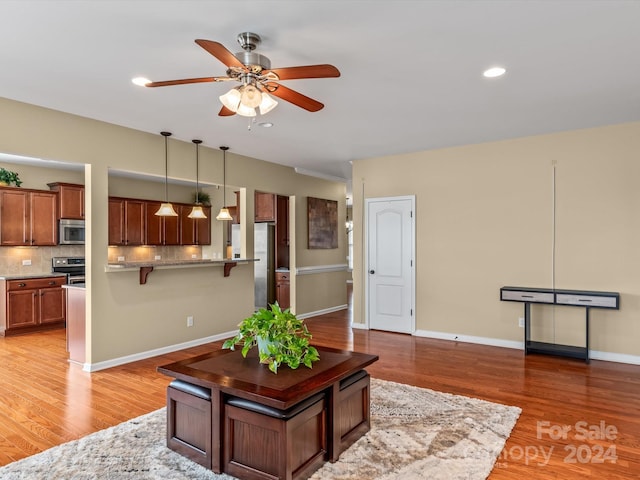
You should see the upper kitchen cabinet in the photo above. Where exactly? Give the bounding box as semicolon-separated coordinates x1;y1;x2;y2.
108;197;145;246
0;187;57;246
47;182;84;219
255;191;276;222
179;205;212;245
145;201;179;246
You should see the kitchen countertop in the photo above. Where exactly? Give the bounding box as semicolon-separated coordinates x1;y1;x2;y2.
105;258;257;269
0;273;68;280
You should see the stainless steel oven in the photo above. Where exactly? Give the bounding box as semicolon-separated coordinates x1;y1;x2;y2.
52;256;85;284
59;219;85;245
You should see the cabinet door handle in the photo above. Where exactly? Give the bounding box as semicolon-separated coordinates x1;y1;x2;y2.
369;270;375;274
18;283;27;287
48;281;56;285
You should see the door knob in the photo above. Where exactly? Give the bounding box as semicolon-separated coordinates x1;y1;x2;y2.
369;270;375;274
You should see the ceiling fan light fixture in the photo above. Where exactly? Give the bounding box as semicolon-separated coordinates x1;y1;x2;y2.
236;102;257;117
259;92;278;115
240;84;262;108
219;88;242;112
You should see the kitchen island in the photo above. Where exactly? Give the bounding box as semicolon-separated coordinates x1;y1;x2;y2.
63;283;85;364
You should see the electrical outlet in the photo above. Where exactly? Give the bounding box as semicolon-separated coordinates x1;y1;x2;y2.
22;259;32;266
117;256;125;262
518;317;524;328
191;254;197;259
187;316;194;327
154;255;161;260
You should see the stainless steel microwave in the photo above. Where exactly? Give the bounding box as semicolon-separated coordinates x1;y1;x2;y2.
59;219;85;245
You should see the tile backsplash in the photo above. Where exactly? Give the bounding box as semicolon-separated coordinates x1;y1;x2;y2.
0;245;85;276
107;245;203;263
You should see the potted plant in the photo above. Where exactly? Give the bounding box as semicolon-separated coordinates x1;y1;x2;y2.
0;168;22;187
223;303;320;374
193;191;211;205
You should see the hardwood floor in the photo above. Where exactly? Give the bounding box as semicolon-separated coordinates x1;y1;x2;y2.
1;303;640;478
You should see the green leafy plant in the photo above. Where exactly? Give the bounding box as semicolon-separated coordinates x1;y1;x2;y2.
223;303;320;374
193;191;211;205
0;168;22;187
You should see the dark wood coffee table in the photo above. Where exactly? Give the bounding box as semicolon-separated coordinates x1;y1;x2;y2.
158;346;378;480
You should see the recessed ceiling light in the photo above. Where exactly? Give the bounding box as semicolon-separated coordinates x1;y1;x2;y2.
132;77;151;86
483;67;506;78
258;122;274;128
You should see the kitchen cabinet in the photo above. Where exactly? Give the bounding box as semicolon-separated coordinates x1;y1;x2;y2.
48;182;84;219
108;197;145;246
180;205;212;245
275;271;290;309
255;191;276;222
0;187;57;246
1;276;66;336
145;201;179;246
275;195;290;269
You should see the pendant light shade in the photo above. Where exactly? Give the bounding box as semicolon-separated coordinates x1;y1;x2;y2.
155;131;178;217
216;146;233;221
188;139;207;219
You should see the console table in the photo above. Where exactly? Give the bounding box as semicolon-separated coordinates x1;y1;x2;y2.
500;286;619;363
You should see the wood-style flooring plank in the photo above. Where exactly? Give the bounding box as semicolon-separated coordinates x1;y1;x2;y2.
1;298;639;478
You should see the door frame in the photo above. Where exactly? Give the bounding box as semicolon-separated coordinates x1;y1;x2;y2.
364;195;416;332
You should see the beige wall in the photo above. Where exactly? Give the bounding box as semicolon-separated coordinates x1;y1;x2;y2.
0;97;347;366
353;122;640;358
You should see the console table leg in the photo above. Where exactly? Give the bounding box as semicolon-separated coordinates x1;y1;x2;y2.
585;307;591;364
524;302;531;355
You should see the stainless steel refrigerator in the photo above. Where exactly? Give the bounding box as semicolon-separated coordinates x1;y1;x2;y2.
254;223;275;310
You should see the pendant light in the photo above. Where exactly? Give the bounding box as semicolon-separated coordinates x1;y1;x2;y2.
155;131;178;217
216;146;233;221
188;139;207;219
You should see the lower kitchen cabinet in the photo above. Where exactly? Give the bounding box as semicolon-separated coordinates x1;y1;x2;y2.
1;276;66;336
275;271;290;310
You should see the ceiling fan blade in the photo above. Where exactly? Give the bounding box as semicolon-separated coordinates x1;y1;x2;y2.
145;77;218;87
218;105;236;117
265;83;324;112
266;64;340;80
195;39;246;69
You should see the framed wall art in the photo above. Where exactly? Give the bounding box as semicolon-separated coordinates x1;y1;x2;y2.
307;196;338;249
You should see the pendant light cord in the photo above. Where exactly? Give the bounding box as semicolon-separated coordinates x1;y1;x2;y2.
192;139;202;203
220;146;229;208
161;131;172;202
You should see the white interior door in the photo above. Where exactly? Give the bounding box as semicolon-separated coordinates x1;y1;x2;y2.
366;196;415;333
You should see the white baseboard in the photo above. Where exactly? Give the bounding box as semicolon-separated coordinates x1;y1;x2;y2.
413;329;640;365
351;322;368;330
297;304;348;320
82;330;237;372
414;329;522;350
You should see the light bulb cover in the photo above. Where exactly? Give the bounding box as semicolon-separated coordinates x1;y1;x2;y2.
155;202;178;217
216;207;233;221
236;102;257;117
259;92;278;115
240;84;262;108
219;88;241;112
188;205;207;219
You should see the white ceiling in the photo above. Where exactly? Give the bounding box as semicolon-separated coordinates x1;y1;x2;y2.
1;1;639;185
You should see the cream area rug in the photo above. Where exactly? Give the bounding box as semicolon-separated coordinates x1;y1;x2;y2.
0;379;521;480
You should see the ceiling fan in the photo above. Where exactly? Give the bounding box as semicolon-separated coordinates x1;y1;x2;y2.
145;32;340;117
